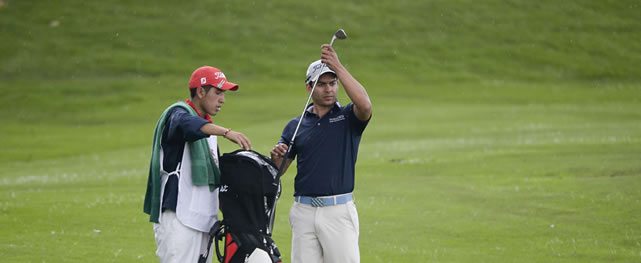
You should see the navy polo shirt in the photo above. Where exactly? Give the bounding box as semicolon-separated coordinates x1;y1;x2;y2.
278;102;369;197
160;107;211;212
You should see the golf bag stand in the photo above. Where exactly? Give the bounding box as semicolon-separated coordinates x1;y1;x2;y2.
214;150;282;263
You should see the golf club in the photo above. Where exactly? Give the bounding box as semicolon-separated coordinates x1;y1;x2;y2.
287;29;348;159
267;29;348;235
329;28;348;46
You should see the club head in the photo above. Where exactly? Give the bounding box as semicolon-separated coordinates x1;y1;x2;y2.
329;29;348;46
334;29;347;40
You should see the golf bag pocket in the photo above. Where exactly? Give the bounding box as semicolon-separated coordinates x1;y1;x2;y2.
218;231;281;263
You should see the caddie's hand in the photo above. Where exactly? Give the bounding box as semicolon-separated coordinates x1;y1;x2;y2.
270;143;289;163
224;130;252;150
320;44;342;71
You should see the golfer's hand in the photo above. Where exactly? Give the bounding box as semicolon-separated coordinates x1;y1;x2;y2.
320;44;343;72
270;143;289;165
224;130;252;150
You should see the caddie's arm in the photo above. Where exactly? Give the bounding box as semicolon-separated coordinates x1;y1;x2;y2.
200;123;252;150
320;44;373;121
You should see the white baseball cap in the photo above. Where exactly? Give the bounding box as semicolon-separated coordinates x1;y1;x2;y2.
305;60;336;84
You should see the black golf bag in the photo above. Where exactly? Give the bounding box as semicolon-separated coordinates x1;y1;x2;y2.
213;150;282;263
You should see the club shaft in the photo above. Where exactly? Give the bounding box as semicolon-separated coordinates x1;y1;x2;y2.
329;36;337;46
268;30;342;234
289;85;316;147
267;77;319;234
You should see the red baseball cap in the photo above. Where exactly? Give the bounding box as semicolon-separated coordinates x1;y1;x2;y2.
188;66;239;91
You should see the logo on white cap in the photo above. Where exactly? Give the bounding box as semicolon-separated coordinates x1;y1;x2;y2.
306;60;335;83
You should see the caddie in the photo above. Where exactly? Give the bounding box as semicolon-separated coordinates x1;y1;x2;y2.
143;65;251;263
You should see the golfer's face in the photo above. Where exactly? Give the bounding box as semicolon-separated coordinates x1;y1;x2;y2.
311;74;338;106
202;87;225;116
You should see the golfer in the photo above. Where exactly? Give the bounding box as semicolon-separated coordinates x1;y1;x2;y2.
271;44;372;263
143;65;251;263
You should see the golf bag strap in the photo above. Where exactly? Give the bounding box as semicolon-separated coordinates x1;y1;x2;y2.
198;221;222;263
213;223;242;263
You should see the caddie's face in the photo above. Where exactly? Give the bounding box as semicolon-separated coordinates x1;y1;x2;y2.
309;73;338;107
200;86;226;116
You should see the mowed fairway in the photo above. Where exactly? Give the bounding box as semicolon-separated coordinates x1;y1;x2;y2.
1;0;640;262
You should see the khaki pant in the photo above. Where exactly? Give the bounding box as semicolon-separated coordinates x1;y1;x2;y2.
289;201;360;263
153;211;213;263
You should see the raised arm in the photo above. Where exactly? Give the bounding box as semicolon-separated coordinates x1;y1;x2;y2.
320;44;372;121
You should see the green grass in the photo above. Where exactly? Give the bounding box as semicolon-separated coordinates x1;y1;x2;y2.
1;0;641;262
